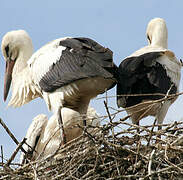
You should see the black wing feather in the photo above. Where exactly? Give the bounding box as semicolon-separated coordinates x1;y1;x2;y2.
117;51;177;108
40;37;117;92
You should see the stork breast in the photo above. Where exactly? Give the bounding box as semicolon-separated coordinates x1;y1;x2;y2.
63;77;115;98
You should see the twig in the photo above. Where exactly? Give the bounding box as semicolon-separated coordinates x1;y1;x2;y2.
133;141;141;173
104;101;112;123
119;114;131;122
1;146;3;165
145;162;183;178
171;134;183;146
30;162;38;180
148;149;155;180
96;91;183;100
104;100;115;143
79;125;97;144
0;118;26;154
165;159;183;172
147;118;157;146
6;138;27;166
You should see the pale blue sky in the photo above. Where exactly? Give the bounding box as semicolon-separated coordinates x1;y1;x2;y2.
0;1;183;161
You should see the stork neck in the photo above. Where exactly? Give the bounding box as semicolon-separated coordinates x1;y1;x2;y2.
12;45;33;77
151;27;168;49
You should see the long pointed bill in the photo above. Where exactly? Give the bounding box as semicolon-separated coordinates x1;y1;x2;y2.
4;60;15;101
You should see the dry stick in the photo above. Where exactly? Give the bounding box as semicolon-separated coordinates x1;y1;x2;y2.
147;118;157;146
145;162;183;179
6;138;27;166
97;91;183;100
104;101;112;123
171;134;183;146
97;93;168;100
122;121;152;134
165;159;183;172
104;100;115;142
148;149;155;180
124;94;174;112
77;124;97;144
0;118;26;154
119;115;131;122
143;121;183;129
1;145;3;165
133;141;141;173
29;162;38;180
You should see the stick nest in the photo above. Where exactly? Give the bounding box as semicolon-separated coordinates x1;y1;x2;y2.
1;109;183;179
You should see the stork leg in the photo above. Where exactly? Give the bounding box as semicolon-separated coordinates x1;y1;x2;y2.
136;121;140;135
83;114;87;127
131;115;140;142
81;113;87;137
57;107;66;145
135;121;141;143
156;101;171;140
78;99;90;129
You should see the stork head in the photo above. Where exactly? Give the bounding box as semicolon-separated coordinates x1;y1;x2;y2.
146;18;168;49
1;30;33;101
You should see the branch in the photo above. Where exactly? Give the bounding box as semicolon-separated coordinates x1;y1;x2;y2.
6;138;27;166
0;118;26;154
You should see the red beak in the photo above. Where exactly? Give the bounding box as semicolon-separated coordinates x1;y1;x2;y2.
4;60;15;101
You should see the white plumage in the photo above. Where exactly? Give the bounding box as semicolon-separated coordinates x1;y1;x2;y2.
117;18;182;128
2;30;39;106
27;38;68;85
20;106;100;163
1;30;116;143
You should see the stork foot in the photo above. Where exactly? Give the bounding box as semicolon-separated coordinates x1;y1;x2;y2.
82;114;87;136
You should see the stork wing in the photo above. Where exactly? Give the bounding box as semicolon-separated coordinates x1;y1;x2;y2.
117;51;177;108
35;37;117;92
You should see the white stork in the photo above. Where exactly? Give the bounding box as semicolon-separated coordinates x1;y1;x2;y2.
117;18;182;130
20;106;99;163
1;30;117;143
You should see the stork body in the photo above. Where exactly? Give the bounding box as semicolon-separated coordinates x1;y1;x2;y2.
117;18;181;128
2;31;117;142
20;106;99;163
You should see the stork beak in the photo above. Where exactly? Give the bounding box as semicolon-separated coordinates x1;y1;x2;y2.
4;60;15;101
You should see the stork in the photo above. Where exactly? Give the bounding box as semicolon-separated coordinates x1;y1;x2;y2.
1;30;117;143
117;18;181;130
20;106;99;163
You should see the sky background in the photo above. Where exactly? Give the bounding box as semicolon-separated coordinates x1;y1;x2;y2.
0;1;183;163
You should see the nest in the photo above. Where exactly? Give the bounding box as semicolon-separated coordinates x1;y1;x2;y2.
1;97;183;179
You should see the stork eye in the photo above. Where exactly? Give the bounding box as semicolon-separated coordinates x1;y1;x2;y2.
5;45;9;57
147;35;151;44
